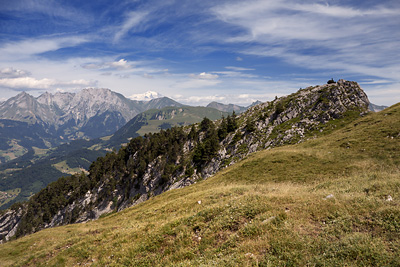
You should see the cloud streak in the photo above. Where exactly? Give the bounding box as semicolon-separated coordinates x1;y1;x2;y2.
114;11;150;42
189;72;219;80
0;36;89;61
0;76;95;90
81;59;133;70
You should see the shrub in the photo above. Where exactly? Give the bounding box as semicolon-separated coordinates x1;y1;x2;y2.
327;78;336;84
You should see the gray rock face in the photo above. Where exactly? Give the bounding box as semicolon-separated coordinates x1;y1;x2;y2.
0;208;23;243
0;80;371;242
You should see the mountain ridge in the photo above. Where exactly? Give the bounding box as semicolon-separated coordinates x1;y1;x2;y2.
0;79;371;242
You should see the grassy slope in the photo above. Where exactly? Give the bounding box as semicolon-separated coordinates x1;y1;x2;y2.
1;104;399;266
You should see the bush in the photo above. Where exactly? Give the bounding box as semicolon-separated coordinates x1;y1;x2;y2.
327;78;336;84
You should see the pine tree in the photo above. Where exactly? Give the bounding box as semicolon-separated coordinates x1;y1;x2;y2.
218;116;228;141
227;111;238;133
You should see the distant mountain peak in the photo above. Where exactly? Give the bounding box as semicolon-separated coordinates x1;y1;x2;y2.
128;91;163;101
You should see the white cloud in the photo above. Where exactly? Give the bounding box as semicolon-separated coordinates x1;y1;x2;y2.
212;71;258;78
0;67;31;78
359;79;394;85
0;76;95;90
81;59;133;70
225;66;254;71
3;1;92;25
189;72;219;80
290;3;400;18
110;59;131;70
114;11;149;42
0;36;89;61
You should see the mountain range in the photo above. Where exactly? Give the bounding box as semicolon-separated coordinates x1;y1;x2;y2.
0;89;181;163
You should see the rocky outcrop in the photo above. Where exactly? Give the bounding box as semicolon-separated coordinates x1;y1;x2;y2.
0;207;23;243
0;80;370;242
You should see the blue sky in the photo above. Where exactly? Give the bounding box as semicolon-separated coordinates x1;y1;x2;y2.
0;0;399;106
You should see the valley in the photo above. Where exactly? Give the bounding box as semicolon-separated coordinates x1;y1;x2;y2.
0;102;229;209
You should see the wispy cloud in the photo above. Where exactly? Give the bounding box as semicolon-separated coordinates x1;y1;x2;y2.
2;0;92;24
0;64;95;92
0;67;31;78
225;66;254;71
189;72;219;80
0;36;89;61
212;71;258;78
82;59;133;70
0;76;95;90
114;11;150;43
212;0;400;82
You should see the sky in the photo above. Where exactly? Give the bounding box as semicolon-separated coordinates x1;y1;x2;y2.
0;0;399;106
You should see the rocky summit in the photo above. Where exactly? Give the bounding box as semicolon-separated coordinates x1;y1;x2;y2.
0;80;370;242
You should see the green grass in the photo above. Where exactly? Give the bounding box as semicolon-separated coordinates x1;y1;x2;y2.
52;160;86;175
0;140;28;162
1;104;400;266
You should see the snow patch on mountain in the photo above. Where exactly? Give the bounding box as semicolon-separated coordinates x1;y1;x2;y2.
129;91;163;101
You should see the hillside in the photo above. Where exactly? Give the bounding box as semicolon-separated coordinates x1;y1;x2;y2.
0;79;371;241
0;92;399;265
0;106;227;210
